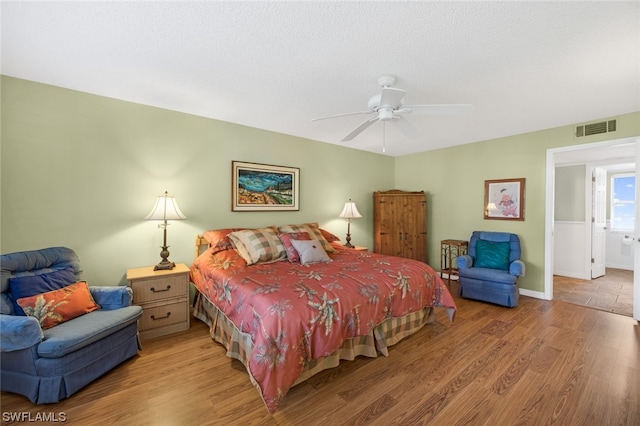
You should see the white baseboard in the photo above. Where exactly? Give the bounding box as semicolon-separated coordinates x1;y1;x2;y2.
553;271;589;280
519;288;548;300
605;263;633;271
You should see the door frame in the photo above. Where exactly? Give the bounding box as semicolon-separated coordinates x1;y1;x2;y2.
545;137;639;321
591;167;607;279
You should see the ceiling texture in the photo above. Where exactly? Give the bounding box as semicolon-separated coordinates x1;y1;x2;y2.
2;1;639;157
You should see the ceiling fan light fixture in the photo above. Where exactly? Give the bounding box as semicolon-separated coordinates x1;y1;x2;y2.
379;108;394;121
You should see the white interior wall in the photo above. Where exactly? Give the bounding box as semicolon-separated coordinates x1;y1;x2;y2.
605;221;635;270
553;162;635;279
553;221;589;279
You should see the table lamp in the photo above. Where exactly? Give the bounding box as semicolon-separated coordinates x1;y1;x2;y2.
145;191;186;270
338;199;362;248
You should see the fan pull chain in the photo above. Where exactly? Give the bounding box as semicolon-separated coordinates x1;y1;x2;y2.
382;121;386;153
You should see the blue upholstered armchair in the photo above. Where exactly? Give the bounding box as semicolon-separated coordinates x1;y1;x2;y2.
1;247;142;403
456;231;525;307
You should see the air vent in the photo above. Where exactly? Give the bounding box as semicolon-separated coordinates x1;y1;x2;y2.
575;119;617;137
586;121;607;135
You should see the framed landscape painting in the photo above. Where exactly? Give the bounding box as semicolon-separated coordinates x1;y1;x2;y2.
484;178;525;220
232;161;300;211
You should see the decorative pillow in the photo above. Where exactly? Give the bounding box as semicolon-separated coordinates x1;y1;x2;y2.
17;281;100;330
202;228;246;254
474;240;510;270
320;228;341;242
9;268;78;316
228;226;287;265
277;223;336;253
290;240;332;265
278;232;312;263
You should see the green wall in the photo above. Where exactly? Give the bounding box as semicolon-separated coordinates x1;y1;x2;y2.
2;76;639;296
0;76;394;285
395;111;640;293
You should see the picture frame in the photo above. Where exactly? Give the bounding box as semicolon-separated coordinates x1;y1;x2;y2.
232;161;300;211
484;178;525;220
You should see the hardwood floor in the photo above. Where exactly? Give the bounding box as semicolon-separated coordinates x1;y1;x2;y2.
2;283;639;425
554;268;634;317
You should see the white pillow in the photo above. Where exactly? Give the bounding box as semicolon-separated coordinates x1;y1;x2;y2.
290;239;332;265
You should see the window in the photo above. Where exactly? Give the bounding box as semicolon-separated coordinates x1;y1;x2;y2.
611;173;635;232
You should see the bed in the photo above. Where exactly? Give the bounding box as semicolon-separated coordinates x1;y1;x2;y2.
189;224;456;413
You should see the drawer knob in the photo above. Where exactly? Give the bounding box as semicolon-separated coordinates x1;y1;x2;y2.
150;312;171;321
150;285;171;293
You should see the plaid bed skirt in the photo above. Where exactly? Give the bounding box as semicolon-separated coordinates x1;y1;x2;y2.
192;292;436;392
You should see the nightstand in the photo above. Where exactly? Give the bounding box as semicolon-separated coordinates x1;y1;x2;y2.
440;239;468;287
126;263;190;340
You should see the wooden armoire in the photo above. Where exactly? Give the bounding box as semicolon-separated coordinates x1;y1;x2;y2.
373;190;427;262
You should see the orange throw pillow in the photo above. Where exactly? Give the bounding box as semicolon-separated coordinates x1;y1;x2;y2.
17;281;100;329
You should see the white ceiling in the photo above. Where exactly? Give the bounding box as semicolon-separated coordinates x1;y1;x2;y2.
2;1;639;157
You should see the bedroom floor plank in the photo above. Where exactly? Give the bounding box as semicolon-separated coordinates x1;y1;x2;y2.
2;289;638;426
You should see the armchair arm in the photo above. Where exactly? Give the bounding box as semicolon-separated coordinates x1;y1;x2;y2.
0;314;43;352
89;286;133;310
456;255;473;270
510;260;525;277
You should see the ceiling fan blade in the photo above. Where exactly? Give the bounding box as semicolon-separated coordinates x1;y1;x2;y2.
403;104;474;116
311;110;373;121
379;87;406;108
341;116;379;141
392;115;421;139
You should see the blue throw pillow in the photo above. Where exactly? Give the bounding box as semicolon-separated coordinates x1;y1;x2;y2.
8;268;78;315
474;240;510;270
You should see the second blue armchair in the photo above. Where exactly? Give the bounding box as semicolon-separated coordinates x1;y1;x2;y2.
456;231;525;307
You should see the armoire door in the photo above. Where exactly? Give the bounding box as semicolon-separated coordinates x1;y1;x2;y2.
401;194;427;262
374;190;427;262
374;192;405;257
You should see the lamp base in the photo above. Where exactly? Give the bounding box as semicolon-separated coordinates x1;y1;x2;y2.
154;260;175;271
154;246;175;271
343;233;354;248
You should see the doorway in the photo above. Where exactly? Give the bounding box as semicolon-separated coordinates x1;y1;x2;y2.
552;161;634;316
545;137;640;321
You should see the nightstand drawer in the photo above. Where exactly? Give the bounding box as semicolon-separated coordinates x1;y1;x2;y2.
131;275;188;304
138;300;188;331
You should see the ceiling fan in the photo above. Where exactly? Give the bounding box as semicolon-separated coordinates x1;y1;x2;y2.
312;74;474;142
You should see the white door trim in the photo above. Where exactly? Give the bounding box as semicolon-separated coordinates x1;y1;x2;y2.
591;167;607;279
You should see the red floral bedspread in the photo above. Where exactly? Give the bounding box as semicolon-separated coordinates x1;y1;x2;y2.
190;244;456;412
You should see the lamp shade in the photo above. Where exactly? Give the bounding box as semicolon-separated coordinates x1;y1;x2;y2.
338;199;362;219
145;191;186;221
